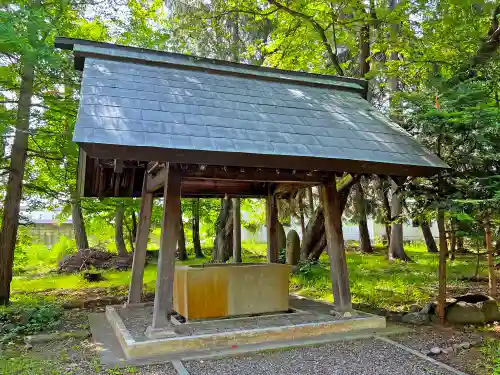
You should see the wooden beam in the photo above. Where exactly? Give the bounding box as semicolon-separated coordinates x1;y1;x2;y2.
181;179;268;197
179;165;329;183
127;174;153;304
232;198;242;263
146;163;181;338
146;163;169;192
266;185;279;263
322;178;352;312
82;142;444;177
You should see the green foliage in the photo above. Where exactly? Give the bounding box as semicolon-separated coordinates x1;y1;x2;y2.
14;235;77;276
0;302;62;343
241;199;266;235
0;355;61;375
481;338;500;375
297;260;327;281
51;236;76;262
13;228;32;274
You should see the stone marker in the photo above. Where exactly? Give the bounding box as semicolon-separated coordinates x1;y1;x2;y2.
278;222;287;252
286;230;301;265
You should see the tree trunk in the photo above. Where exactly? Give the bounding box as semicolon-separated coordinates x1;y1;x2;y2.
378;177;392;247
0;58;34;305
300;207;325;261
212;196;233;263
449;218;457;260
309;232;327;261
131;210;137;244
232;198;242;263
230;13;240;62
115;202;127;256
437;207;448;324
354;182;372;253
306;187;314;216
127;210;137;252
192;198;203;258
388;180;411;261
177;216;187;261
475;249;481;279
457;237;465;253
71;193;88;250
485;219;497;298
127;223;135;253
421;221;438;253
359;6;371;78
298;194;306;240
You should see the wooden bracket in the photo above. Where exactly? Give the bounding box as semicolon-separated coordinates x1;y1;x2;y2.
147;163;170;192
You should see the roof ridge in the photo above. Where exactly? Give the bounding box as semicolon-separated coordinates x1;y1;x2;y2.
54;37;367;95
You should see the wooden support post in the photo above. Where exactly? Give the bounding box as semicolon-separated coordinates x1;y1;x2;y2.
127;174;153;304
146;163;181;338
266;186;279;263
322;179;352;312
232;198;242;263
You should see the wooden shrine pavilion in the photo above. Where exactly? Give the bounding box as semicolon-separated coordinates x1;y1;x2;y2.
55;38;447;339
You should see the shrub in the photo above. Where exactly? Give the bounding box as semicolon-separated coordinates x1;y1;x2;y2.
13;228;33;274
0;302;62;343
297;260;324;279
51;235;76;262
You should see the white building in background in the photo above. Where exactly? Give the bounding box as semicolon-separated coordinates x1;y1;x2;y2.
241;217;440;243
19;206;73;247
22;206;439;247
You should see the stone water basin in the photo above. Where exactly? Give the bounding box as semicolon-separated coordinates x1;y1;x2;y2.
173;263;291;320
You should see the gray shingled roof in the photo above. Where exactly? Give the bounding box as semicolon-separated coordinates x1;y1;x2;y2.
61;39;447;175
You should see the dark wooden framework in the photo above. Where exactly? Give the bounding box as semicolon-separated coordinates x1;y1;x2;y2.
125;159;362;332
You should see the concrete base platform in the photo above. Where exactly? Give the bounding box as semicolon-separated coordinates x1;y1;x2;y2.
90;312;408;369
100;296;387;361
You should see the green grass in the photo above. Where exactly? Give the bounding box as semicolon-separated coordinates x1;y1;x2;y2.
10;241;267;295
291;242;487;311
11;241;488;312
480;338;500;374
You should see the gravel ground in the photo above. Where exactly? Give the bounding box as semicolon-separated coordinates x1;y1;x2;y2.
183;338;458;375
134;363;178;374
393;324;488;375
117;304;341;342
393;325;484;352
1;338;179;375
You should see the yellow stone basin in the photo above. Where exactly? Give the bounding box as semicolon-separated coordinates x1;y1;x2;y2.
173;263;291;320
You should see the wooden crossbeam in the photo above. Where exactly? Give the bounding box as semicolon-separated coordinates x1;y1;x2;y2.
178;164;329;183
